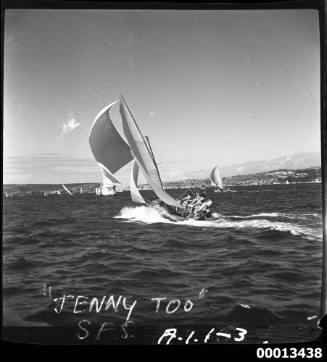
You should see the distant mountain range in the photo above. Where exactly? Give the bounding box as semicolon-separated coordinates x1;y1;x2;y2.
162;166;321;189
182;151;321;179
220;167;321;186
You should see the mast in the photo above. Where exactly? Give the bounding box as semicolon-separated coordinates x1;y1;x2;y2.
145;136;164;189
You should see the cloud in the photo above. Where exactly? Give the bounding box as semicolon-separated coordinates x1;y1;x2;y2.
61;118;81;136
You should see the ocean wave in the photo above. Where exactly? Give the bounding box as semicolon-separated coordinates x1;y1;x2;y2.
5;257;38;271
115;206;322;241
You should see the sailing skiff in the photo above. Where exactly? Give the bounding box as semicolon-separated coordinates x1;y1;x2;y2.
89;96;212;220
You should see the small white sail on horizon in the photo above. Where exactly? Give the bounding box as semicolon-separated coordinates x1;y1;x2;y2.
62;184;73;196
95;163;118;195
210;166;223;190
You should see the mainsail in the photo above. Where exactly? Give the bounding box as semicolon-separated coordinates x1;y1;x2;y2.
119;95;181;208
130;160;146;204
89;100;133;184
210;166;223;189
119;96;162;187
62;184;73;196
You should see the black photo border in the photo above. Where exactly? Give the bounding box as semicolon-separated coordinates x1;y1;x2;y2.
1;0;326;356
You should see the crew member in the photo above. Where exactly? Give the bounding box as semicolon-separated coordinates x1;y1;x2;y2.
199;184;207;198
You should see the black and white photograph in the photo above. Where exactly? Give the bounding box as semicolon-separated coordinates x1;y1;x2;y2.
2;1;326;347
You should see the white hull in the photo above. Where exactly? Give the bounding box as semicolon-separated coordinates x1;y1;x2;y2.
96;186;117;196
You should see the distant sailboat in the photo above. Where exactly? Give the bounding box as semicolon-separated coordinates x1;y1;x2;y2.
210;166;224;192
96;163;118;196
80;187;83;194
62;184;73;196
89;100;133;196
115;184;124;192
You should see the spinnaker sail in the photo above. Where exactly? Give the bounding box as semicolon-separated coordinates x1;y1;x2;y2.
119;95;181;208
62;184;73;195
89;100;133;183
130;160;146;204
210;166;223;189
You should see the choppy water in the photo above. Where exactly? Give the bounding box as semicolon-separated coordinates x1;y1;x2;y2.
2;184;324;344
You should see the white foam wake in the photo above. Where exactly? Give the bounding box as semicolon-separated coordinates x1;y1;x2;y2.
115;205;168;223
230;212;321;220
115;206;322;241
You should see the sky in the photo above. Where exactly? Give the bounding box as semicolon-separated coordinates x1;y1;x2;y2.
3;9;320;184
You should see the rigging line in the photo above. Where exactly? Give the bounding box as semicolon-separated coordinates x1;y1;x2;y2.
145;136;163;189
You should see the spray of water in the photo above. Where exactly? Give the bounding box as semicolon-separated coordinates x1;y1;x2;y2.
114;205;322;241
